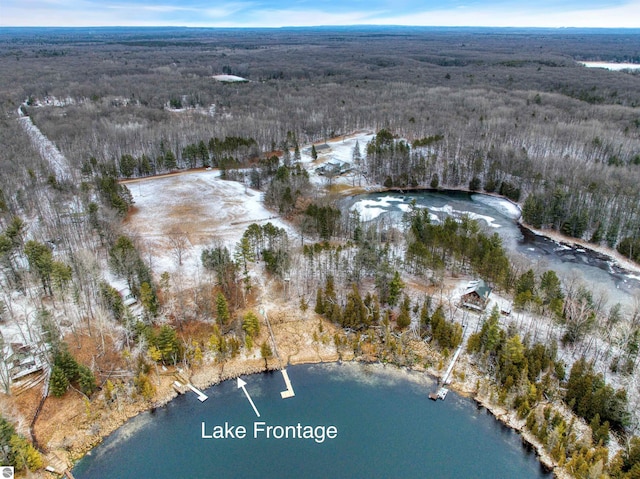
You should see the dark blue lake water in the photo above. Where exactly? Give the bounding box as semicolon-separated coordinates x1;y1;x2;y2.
74;363;550;479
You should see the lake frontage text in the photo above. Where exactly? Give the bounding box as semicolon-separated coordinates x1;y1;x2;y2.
201;421;338;443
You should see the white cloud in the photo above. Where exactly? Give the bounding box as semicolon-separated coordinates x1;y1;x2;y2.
203;2;256;18
202;8;382;27
1;0;640;27
367;0;640;28
191;0;640;28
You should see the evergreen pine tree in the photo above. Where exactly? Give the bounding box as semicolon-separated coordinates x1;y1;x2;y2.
78;365;97;396
139;281;158;317
54;348;79;382
216;292;230;325
261;341;273;368
164;149;177;170
156;325;180;364
420;300;430;331
396;295;411;329
50;365;69;397
242;311;260;339
9;434;43;471
314;288;325;315
387;271;404;307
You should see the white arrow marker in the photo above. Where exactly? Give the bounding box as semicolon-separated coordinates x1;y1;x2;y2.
237;378;261;417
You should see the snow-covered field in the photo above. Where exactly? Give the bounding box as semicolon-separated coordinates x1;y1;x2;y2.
0;294;41;349
124;170;293;279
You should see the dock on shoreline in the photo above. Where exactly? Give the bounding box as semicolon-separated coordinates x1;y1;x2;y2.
430;323;467;401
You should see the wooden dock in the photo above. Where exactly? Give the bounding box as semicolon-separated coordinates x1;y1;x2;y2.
280;369;295;398
430;323;467;401
429;387;448;401
186;383;208;402
173;379;208;402
261;307;296;400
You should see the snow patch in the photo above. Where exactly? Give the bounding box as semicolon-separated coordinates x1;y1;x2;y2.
17;103;72;181
32;96;78;107
212;74;248;82
112;122;144;131
466;212;501;228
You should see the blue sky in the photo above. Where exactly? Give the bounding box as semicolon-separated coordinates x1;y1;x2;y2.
2;0;639;28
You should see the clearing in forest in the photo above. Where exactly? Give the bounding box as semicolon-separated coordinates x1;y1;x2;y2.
122;169;291;276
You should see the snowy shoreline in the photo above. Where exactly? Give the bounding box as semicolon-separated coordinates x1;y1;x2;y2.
522;222;640;277
350;182;640;280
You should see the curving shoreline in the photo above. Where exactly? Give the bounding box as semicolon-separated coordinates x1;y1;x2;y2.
60;346;564;479
57;336;345;469
55;187;630;478
362;184;640;279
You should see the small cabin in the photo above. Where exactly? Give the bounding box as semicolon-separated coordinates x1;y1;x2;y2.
461;279;492;311
316;160;351;176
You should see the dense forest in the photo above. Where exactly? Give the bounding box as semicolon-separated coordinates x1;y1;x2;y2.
1;27;639;258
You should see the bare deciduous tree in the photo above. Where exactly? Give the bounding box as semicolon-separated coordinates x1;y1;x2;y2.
168;228;191;267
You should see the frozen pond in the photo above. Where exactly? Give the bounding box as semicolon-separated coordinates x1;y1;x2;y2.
346;190;640;307
579;61;640;71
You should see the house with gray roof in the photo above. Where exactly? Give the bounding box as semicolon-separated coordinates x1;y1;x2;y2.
461;279;492;311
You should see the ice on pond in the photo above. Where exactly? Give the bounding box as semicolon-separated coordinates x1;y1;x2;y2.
466;212;501;228
470;194;522;220
350;196;410;220
430;204;500;228
351;197;501;228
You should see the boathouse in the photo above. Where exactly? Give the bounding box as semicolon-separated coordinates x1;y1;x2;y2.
461;279;492;311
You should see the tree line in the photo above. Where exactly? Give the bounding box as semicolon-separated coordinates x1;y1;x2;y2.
362;130;640;260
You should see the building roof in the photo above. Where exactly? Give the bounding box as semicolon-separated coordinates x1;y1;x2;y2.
463;279;492;299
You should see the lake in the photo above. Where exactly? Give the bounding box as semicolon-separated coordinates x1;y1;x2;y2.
73;363;550;479
580;61;640;71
